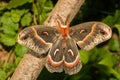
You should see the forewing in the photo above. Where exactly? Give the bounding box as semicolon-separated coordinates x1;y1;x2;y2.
69;22;112;50
64;37;82;75
18;25;60;55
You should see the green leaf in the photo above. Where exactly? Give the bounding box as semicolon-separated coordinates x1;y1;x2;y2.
0;34;17;46
98;48;114;68
43;0;53;13
2;22;18;35
7;0;33;9
0;70;6;80
94;64;120;79
1;10;28;23
79;50;90;64
115;24;120;36
102;15;114;26
1;11;19;35
3;63;13;72
21;13;32;27
102;10;120;27
14;57;22;66
89;48;99;62
39;13;48;24
114;10;120;24
10;10;26;23
37;0;53;24
15;44;28;57
109;38;120;51
110;68;120;79
1;12;11;24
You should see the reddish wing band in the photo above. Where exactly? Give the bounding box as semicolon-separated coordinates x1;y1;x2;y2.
64;36;82;75
18;21;112;75
69;22;112;50
45;36;64;73
18;25;60;55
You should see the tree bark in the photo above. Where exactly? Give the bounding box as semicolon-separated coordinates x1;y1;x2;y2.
44;0;85;27
10;0;85;80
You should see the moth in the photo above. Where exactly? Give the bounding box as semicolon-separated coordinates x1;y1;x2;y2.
18;19;112;75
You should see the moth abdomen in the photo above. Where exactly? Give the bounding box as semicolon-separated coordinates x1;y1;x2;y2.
18;18;112;75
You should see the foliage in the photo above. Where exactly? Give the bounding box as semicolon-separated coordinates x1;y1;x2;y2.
0;0;120;80
0;0;53;79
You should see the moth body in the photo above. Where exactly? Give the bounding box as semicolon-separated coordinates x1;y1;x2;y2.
18;19;112;75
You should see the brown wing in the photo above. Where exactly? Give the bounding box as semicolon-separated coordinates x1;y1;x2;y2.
64;37;82;75
18;25;60;55
69;22;112;50
45;36;64;73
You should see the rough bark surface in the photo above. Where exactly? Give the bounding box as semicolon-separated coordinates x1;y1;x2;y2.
10;0;85;80
44;0;85;27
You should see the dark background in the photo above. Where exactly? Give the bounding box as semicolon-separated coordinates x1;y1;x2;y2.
0;0;120;80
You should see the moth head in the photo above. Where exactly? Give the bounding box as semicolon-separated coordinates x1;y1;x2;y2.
56;19;70;37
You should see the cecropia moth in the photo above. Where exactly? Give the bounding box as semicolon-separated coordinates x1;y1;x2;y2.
18;19;112;75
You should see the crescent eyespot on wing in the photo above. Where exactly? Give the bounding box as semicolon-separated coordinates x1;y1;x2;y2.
18;25;61;55
64;37;82;75
69;22;112;50
45;36;64;73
